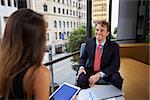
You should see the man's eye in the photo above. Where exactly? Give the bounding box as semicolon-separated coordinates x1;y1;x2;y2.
101;30;104;32
96;29;99;31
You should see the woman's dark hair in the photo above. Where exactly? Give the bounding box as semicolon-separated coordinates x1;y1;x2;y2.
0;8;46;98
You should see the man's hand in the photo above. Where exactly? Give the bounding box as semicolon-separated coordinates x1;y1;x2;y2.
88;72;100;86
76;66;86;79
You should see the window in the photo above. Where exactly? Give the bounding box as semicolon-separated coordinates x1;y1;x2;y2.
43;4;48;11
76;11;78;16
67;21;69;28
76;2;78;7
59;32;61;39
70;22;72;27
54;7;56;13
8;0;11;6
67;32;69;38
58;8;61;13
46;33;49;41
63;21;65;28
14;0;16;7
4;17;8;23
1;0;5;5
45;22;48;28
73;1;75;7
66;9;68;15
58;0;60;3
74;22;75;27
70;10;72;15
55;32;57;39
70;0;72;6
59;21;61;28
73;11;75;16
62;0;64;4
54;20;57;28
79;3;80;9
62;9;65;14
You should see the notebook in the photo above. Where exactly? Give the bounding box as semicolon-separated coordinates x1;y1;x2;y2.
89;85;124;99
49;82;80;100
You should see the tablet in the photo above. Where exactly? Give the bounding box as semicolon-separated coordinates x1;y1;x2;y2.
49;82;80;100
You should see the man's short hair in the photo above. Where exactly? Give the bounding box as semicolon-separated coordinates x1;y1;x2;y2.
95;21;110;32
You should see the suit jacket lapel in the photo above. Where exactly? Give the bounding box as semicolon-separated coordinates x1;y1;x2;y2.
101;40;109;68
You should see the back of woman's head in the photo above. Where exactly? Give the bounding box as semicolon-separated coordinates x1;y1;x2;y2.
0;8;46;98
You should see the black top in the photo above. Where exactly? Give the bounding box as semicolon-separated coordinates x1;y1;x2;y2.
9;68;29;99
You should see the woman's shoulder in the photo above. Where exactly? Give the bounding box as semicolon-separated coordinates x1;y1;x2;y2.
34;65;51;78
33;65;51;99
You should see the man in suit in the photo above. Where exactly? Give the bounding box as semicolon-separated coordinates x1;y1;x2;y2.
77;21;123;89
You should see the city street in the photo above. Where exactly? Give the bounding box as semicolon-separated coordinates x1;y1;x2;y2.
43;52;77;85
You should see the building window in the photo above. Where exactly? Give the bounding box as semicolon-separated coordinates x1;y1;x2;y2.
53;7;56;13
59;21;61;28
74;22;75;27
63;21;65;28
8;0;11;6
4;17;8;23
54;20;57;28
46;33;49;41
73;11;75;16
62;0;64;4
14;0;16;7
58;8;61;13
67;32;69;38
70;10;72;15
67;21;69;28
1;0;5;5
73;1;75;7
58;0;60;3
43;4;48;11
76;11;78;16
59;32;61;39
45;22;48;28
66;9;68;15
55;32;57;39
62;9;65;14
76;2;78;7
70;0;72;6
70;22;72;27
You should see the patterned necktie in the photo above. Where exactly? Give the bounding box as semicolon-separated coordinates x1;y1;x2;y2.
94;44;101;73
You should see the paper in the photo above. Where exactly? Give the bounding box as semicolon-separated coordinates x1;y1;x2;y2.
77;89;98;100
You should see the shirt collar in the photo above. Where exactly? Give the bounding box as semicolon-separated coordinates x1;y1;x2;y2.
96;39;105;47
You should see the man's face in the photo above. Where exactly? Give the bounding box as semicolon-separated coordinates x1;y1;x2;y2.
95;24;108;43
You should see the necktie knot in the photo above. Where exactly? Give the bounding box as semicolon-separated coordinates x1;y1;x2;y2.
98;44;101;48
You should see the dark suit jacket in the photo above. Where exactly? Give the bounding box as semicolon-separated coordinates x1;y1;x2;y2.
79;37;120;76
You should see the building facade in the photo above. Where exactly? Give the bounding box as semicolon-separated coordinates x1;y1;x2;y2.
27;0;87;55
0;0;17;39
92;0;109;23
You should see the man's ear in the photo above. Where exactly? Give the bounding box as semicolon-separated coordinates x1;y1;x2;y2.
106;32;110;36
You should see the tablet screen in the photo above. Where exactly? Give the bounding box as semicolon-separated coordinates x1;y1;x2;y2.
49;82;80;100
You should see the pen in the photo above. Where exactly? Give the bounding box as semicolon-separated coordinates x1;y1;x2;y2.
88;91;94;100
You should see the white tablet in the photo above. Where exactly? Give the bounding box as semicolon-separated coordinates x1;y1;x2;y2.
49;82;80;100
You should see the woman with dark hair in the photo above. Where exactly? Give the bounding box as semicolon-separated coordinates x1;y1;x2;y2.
0;9;51;99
